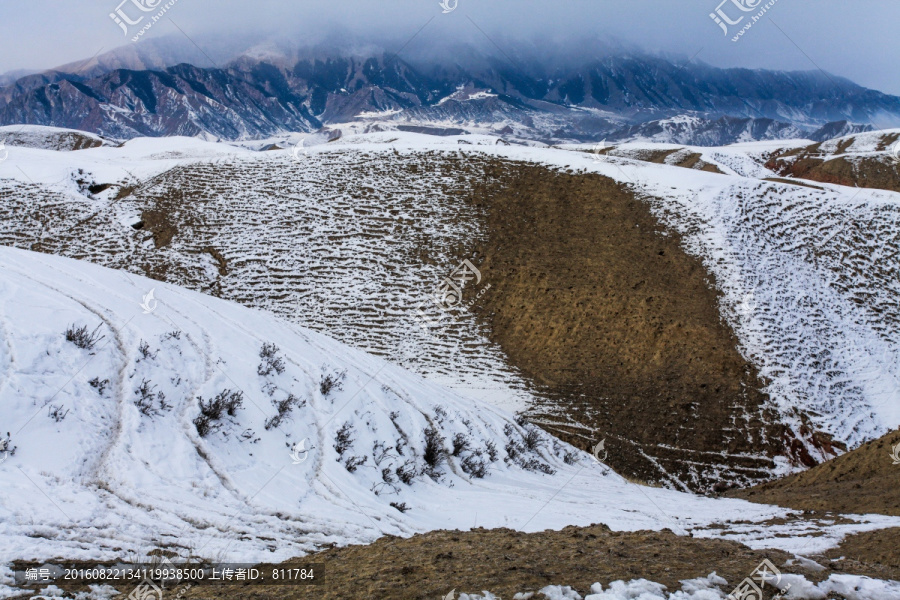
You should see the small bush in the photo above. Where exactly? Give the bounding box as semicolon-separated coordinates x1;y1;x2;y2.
505;439;523;464
505;439;555;474
344;455;367;473
381;467;396;484
257;343;285;376
194;389;244;436
162;330;182;341
137;340;158;361
239;429;260;444
264;394;305;430
334;422;354;457
65;323;104;350
523;428;544;451
451;433;470;457
461;453;488;478
373;441;396;465
372;466;400;496
505;422;543;453
193;413;213;437
199;396;224;420
423;427;447;478
395;459;417;485
522;459;555;475
134;379;169;416
221;390;244;416
320;370;346;397
485;440;499;462
390;502;410;513
89;377;110;396
48;405;69;422
563;451;578;465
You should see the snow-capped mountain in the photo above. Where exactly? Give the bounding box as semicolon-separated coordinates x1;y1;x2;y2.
1;41;897;144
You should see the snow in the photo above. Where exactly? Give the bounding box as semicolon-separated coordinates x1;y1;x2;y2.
0;125;112;151
0;128;898;488
377;574;900;600
815;129;900;156
0;134;252;189
2;247;899;569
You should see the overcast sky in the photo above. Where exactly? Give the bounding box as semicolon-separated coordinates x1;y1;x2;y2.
1;0;898;93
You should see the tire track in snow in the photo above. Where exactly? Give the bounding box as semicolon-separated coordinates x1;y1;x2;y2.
1;258;131;481
170;287;412;540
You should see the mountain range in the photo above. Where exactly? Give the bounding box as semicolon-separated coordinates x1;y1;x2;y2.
0;37;895;145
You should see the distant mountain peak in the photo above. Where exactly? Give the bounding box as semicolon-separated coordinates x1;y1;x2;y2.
2;45;898;145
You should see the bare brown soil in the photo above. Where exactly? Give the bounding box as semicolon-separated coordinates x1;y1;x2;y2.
728;428;900;517
600;148;725;174
766;156;900;192
17;525;895;600
465;163;804;491
38;525;898;600
672;152;725;174
765;135;900;193
821;528;900;581
50;526;822;600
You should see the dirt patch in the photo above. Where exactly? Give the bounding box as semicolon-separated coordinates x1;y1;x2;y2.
121;526;828;600
728;428;900;516
673;152;725;174
203;246;228;276
819;528;900;581
141;208;179;248
466;163;799;491
766;155;900;193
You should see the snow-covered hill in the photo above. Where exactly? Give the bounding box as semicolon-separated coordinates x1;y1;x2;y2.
1;128;899;491
2;247;899;568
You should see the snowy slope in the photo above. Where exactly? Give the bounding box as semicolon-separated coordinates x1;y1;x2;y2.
1;129;899;485
2;247;899;565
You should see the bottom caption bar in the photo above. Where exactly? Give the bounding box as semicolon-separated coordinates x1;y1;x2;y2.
13;564;323;586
